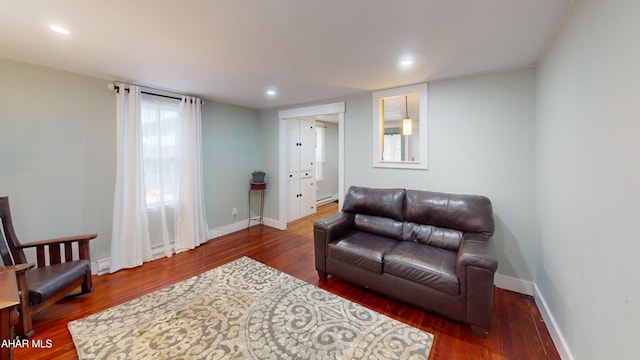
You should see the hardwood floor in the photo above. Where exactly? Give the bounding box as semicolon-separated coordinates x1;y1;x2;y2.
14;202;560;359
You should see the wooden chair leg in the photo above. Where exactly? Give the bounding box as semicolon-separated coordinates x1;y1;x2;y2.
81;272;93;294
0;307;18;359
14;271;33;338
470;324;488;337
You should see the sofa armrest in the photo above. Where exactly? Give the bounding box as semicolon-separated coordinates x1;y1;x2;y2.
313;213;354;276
457;233;498;332
457;233;498;272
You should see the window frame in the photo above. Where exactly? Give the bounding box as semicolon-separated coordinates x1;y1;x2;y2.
372;83;428;170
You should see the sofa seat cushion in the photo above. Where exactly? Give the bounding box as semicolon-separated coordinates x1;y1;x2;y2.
384;242;459;296
328;231;399;274
27;259;90;305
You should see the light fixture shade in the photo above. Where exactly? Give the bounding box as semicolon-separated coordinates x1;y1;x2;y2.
402;118;412;135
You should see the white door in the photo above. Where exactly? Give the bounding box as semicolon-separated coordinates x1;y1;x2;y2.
286;117;317;222
300;176;316;217
287;120;300;174
287;172;300;222
299;118;316;172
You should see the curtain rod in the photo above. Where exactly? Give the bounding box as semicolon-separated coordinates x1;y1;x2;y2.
110;83;203;104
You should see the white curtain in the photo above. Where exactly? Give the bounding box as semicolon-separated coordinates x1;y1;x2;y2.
174;96;209;253
111;88;209;269
140;94;180;258
110;85;152;272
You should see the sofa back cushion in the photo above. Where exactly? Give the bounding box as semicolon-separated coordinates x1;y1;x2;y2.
343;186;405;221
403;190;494;248
355;214;404;241
402;223;464;251
343;186;405;240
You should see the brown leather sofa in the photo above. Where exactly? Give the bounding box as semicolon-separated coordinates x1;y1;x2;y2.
314;186;498;336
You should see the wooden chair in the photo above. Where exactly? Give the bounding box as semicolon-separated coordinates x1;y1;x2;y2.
0;269;20;360
0;196;96;338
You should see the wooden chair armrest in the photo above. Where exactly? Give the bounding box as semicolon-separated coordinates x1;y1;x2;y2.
0;263;35;274
17;234;97;248
18;234;96;267
0;270;20;308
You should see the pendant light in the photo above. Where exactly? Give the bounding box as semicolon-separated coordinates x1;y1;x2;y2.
402;96;412;136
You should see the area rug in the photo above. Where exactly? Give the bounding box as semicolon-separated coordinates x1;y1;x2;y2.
68;257;434;359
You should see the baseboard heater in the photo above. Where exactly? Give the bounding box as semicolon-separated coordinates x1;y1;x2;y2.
317;193;339;206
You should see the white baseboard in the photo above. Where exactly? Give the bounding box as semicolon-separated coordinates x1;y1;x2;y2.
207;217;280;239
208;219;251;239
494;273;535;295
94;218;278;275
533;283;574;360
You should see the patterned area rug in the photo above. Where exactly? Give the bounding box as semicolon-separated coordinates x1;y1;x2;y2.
68;257;434;359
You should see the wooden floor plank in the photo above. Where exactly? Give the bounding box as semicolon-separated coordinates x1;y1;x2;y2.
14;202;560;359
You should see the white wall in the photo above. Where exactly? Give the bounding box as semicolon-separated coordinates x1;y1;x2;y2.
535;0;640;359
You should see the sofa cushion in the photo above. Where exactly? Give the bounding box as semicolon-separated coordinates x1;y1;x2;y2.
355;214;403;241
343;186;405;222
384;242;459;296
403;223;463;251
27;260;90;305
404;190;494;236
328;231;399;274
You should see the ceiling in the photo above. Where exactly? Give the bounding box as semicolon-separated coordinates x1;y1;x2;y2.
0;0;572;109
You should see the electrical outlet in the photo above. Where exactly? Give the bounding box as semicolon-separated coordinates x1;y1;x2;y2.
232;208;238;216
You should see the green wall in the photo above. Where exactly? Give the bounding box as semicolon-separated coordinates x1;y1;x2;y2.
0;58;116;260
0;58;260;262
535;0;640;358
202;100;260;230
348;69;537;282
259;68;537;282
0;57;538;286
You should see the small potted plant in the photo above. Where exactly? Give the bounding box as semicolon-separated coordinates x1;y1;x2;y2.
251;170;266;183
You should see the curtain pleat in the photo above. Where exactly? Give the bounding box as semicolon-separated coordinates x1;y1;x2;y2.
174;96;209;253
110;85;152;272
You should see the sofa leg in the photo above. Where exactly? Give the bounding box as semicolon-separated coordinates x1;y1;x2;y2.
317;271;328;280
471;325;488;337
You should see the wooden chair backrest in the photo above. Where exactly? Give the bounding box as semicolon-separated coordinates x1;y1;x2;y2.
0;196;28;266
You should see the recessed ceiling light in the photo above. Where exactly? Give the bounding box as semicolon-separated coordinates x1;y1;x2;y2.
50;25;70;35
400;59;414;67
266;90;277;96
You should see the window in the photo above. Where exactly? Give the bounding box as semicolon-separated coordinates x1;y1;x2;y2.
140;94;181;208
315;122;326;181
